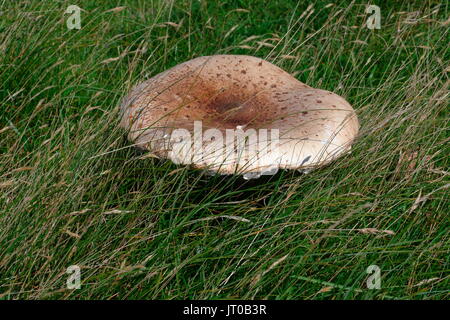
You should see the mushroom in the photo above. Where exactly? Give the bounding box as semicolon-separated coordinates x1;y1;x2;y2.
119;55;359;178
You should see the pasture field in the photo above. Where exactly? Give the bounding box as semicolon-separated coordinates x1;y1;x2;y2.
0;0;448;299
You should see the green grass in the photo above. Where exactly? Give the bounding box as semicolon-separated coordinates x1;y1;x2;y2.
0;0;449;299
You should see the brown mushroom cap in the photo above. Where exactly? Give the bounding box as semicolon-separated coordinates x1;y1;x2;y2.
120;55;359;176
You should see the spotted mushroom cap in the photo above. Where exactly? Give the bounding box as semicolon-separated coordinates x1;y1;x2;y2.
120;55;359;176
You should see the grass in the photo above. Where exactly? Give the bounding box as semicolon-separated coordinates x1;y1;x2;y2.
0;0;449;299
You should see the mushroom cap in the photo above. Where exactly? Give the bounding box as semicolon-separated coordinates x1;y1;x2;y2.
120;55;359;175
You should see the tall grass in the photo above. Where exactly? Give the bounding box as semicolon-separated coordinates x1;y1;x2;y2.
0;0;448;299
